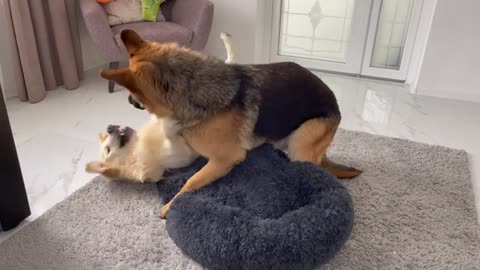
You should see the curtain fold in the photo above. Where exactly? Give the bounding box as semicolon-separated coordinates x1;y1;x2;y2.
0;0;83;103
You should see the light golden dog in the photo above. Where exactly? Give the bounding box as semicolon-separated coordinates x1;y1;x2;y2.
85;116;197;183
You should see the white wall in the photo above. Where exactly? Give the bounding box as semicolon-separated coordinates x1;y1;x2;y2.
416;0;480;102
203;0;258;64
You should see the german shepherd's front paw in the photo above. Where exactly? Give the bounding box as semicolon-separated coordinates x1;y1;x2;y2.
160;201;172;219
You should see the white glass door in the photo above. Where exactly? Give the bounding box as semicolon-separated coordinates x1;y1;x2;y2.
270;0;373;74
269;0;424;81
361;0;423;80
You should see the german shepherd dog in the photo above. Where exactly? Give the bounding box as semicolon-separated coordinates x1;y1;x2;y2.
101;30;362;218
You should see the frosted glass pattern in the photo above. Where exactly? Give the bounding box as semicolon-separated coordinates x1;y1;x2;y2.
278;0;355;63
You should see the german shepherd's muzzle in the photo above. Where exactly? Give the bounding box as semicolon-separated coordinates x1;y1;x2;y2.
128;95;145;110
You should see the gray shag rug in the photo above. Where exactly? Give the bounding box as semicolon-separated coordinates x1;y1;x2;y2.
1;129;479;270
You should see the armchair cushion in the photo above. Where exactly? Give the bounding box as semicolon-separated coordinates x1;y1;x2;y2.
103;0;144;26
80;0;123;61
102;0;167;26
112;22;193;49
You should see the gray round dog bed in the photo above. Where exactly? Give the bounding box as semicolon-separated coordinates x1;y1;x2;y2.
157;144;353;270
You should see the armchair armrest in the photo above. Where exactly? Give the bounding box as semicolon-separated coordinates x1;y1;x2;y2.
79;0;123;61
168;0;213;50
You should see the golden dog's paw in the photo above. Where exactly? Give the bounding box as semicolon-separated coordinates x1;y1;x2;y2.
85;161;104;173
160;202;172;219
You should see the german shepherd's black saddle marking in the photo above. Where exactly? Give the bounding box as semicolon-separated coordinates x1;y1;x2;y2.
157;144;353;270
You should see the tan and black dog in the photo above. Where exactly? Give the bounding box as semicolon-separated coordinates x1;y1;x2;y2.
101;30;361;218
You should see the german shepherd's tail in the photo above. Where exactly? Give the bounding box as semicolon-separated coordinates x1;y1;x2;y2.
220;32;235;64
321;155;362;179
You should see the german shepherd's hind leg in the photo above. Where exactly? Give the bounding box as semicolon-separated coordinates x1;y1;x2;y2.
287;118;362;179
160;110;248;218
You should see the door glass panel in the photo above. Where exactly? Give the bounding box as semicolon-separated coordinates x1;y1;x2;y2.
278;0;355;63
370;0;415;70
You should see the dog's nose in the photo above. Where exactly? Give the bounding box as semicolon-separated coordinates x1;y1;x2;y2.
107;125;114;134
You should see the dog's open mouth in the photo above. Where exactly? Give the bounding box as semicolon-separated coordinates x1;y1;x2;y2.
107;125;134;147
128;95;145;110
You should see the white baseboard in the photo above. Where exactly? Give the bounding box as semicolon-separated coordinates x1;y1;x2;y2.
416;88;480;103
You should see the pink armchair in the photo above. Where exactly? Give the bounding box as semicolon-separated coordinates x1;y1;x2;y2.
80;0;214;92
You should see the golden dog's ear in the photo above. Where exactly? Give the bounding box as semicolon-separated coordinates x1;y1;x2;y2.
120;29;146;55
98;132;108;142
100;68;137;91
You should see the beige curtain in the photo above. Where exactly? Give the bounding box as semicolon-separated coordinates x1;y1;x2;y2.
0;0;83;103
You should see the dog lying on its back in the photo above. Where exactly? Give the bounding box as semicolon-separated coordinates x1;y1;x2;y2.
101;30;362;218
85;116;197;182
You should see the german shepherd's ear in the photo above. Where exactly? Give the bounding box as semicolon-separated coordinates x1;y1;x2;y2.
100;68;137;92
98;132;108;142
121;29;146;55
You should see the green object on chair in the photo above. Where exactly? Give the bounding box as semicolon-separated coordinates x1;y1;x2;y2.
142;0;165;22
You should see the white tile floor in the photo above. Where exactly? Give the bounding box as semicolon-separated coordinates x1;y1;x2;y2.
1;68;479;243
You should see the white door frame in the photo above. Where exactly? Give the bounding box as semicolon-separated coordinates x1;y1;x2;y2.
269;0;373;74
405;0;437;93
